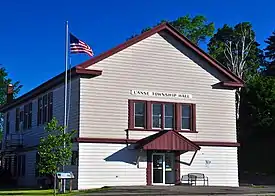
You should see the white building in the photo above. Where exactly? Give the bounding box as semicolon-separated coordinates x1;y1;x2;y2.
0;22;243;189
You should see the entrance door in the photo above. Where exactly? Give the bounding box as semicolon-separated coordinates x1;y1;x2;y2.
152;153;165;184
152;153;175;185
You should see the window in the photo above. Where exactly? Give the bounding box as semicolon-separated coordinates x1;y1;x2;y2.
71;151;78;165
23;103;32;130
17;155;26;177
28;102;32;129
181;104;191;130
152;103;162;128
6;112;10;135
38;92;53;125
134;102;145;128
37;98;43;125
23;105;28;130
164;103;174;129
43;94;48;124
35;153;40;177
15;108;20;131
129;100;196;132
48;92;53;122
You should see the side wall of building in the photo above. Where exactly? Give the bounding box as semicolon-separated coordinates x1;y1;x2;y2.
2;78;80;188
78;143;238;189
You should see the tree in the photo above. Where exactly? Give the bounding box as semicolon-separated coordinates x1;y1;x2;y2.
239;74;275;174
207;22;262;120
37;118;76;182
263;31;275;75
129;15;215;45
0;67;22;140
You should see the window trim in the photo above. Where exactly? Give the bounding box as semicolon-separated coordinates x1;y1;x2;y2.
128;99;196;133
133;101;146;129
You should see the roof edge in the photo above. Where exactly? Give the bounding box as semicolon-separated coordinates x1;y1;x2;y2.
77;22;244;85
0;67;102;112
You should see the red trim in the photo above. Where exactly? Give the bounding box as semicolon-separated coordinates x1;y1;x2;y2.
76;137;137;144
128;100;197;132
146;101;152;130
77;22;243;86
76;137;240;147
0;67;102;112
136;130;200;151
128;100;134;129
196;141;240;147
192;104;196;132
221;81;244;87
128;128;198;133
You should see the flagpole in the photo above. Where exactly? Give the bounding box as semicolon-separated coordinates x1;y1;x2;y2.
63;20;69;194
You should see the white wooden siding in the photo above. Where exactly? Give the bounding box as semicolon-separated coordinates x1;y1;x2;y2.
78;143;238;189
79;32;236;143
2;78;80;148
78;143;146;189
2;78;80;188
17;142;79;188
181;146;239;187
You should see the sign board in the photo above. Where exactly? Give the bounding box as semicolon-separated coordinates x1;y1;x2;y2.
130;90;192;99
56;172;75;179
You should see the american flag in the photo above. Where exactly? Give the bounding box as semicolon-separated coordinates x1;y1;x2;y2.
70;33;94;57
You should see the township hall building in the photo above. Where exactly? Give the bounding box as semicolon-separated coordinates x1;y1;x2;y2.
0;22;243;189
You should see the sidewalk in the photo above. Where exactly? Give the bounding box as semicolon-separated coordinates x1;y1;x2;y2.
82;185;275;196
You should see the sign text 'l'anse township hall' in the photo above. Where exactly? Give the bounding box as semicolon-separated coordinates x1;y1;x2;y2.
130;90;192;99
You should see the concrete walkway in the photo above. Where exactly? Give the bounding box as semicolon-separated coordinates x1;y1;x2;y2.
84;185;275;196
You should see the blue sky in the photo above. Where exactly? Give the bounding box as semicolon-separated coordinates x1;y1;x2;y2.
1;0;274;95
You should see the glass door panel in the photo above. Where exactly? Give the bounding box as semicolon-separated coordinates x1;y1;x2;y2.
152;154;164;184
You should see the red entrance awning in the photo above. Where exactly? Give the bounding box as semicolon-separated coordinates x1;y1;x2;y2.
135;130;200;151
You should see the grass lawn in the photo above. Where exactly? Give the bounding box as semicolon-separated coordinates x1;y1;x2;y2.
0;187;110;195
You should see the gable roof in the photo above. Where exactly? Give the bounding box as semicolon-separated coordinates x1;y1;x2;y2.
76;22;244;86
135;130;200;151
0;22;243;112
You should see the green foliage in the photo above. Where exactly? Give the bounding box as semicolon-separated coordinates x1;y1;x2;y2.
128;15;215;45
263;31;275;75
169;15;215;45
240;74;275;138
207;22;263;79
37;117;76;176
264;31;275;61
0;67;22;139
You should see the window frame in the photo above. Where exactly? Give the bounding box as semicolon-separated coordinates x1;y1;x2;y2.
128;100;196;132
133;101;146;129
6;112;10;135
15;108;20;131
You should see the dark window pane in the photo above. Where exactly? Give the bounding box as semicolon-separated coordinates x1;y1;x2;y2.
165;117;173;129
165;104;174;129
135;116;145;127
134;102;145;127
134;102;145;115
152;104;162;128
28;103;32;129
153;104;162;115
181;118;190;129
16;108;20;131
153;116;161;128
165;104;174;116
6;112;9;134
182;105;190;117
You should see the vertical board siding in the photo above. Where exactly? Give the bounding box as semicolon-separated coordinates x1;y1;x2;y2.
180;146;239;187
79;32;236;143
78;143;146;189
